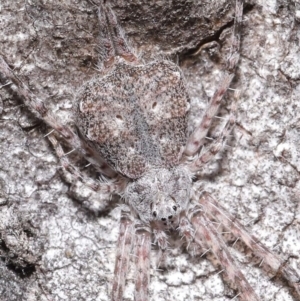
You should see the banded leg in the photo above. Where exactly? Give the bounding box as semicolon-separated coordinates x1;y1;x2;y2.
179;214;195;246
190;209;260;301
48;135;127;194
98;2;116;67
100;1;138;63
0;56;117;178
183;0;244;157
179;214;207;257
134;223;151;301
189;108;236;172
153;228;168;268
199;192;300;297
112;209;134;301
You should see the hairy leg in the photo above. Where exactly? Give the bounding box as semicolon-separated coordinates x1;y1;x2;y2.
134;223;151;301
152;228;169;268
189;109;236;172
100;1;138;64
48;135;127;194
183;0;243;158
199;192;300;297
112;209;134;301
190;208;260;301
98;1;116;68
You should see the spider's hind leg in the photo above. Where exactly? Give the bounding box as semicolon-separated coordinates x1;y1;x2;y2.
99;1;138;66
98;2;115;67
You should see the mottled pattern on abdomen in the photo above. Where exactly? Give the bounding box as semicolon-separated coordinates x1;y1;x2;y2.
76;60;189;179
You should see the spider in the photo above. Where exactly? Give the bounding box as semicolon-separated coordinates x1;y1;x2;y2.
0;0;299;300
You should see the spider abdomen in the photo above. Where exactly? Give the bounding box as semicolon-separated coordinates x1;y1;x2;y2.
76;60;190;179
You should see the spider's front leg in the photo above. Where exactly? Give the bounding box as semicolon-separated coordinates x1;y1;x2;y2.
112;209;134;301
111;212;151;301
190;206;260;301
134;223;151;301
199;192;300;298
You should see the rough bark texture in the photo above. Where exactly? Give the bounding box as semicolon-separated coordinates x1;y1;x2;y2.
0;0;300;301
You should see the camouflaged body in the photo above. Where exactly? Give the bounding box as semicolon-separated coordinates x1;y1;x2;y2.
76;60;190;179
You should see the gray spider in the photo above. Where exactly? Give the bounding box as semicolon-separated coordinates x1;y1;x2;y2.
0;0;299;301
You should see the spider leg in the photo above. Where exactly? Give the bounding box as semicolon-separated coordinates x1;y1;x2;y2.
153;228;169;268
189;108;236;172
101;1;138;64
179;213;195;245
134;223;151;301
48;135;127;194
199;192;300;297
190;208;260;301
183;0;243;158
98;2;116;68
0;56;118;178
179;214;207;257
112;209;134;301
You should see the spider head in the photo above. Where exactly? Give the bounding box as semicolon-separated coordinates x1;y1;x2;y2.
151;196;180;228
125;167;192;228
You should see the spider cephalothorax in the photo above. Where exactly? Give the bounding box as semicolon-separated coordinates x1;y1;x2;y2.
124;167;192;227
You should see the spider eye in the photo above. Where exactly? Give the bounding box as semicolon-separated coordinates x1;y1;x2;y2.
161;217;166;221
152;211;157;217
172;205;177;211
